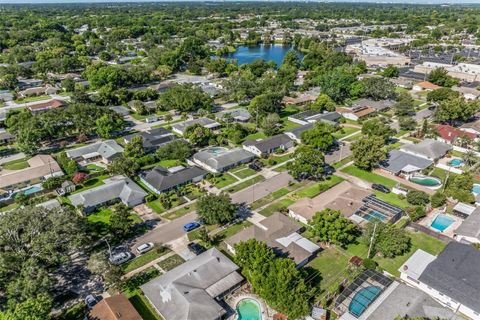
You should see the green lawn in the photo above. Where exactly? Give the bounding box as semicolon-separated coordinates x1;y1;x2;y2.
295;176;344;198
72;175;110;194
163;203;196;220
343;132;362;142
373;191;410;209
261;153;293;167
243;131;267;141
216;220;253;240
341;165;397;188
333;127;360;139
226;175;265;193
259;198;295;217
231;167;257;179
123;247;170;273
208;173;238;188
2;158;29;170
85;164;105;172
14;95;50;103
87;208;142;237
250;187;291;210
123;268;162;320
0;203;19;212
157;254;185;271
332;155;354;169
282;119;301;131
148;194;187;214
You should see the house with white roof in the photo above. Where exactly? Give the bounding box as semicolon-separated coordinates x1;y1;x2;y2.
66;140;124;165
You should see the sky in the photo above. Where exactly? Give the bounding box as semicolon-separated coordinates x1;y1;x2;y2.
0;0;479;3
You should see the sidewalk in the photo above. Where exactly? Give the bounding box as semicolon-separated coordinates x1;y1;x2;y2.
123;251;176;279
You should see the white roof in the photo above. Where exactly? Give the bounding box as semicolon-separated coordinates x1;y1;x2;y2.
453;202;477;216
399;249;436;280
275;232;320;254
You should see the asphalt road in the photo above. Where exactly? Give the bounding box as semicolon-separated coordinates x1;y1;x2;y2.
131;211;198;249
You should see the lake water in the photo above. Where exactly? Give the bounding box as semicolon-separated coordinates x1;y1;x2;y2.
226;44;302;66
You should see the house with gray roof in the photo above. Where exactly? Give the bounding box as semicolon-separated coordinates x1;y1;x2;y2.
400;242;480;320
141;248;243;320
352;98;395;111
171;118;221;136
191;147;255;173
110;105;130;117
68;175;147;213
400;139;452;161
215;108;251;123
123;128;177;153
66;140;124;165
225;212;319;267
288;110;341;126
381;149;433;175
455;208;480;244
242;134;293;157
140;166;207;194
285;123;314;143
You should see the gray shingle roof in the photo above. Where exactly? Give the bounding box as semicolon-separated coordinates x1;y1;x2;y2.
286;123;314;140
243;134;293;153
382;150;433;174
216;108;251;121
141;248;242;320
171;118;220;134
66;140;124;161
124;128;177;150
142;166;207;192
400;139;452;160
68;176;147;208
193;147;255;171
455;208;480;240
418;242;480;312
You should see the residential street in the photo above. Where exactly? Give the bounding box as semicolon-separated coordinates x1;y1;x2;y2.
230;171;294;204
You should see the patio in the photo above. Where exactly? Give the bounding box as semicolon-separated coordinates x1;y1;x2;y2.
417;209;462;238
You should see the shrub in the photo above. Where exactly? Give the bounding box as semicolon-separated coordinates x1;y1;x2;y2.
431;191;447;208
407;206;426;222
406;190;430;206
362;258;378;270
145;194;157;202
72;172;87;184
42;176;66;189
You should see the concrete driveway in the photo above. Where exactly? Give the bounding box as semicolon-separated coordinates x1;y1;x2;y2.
230;172;294;205
130;212;198;250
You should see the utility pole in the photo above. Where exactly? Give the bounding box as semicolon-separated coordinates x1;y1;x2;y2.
367;222;378;259
104;237;113;259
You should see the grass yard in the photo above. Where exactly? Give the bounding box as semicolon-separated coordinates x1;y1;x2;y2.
216;220;253;240
332;155;354;169
282;119;301;131
261;153;293;167
259;198;295;217
342;132;362;142
208;173;238;188
0;203;19;212
157;254;185;271
341;165;397;188
147;194;186;214
14;95;50;103
72;174;110;194
2;158;29;170
333;127;360;139
163;203;196;220
87;208;142;237
230;167;257;179
226;175;265;193
295;176;344;198
123;247;170;273
243;131;267;141
373;191;410;209
85;164;105;172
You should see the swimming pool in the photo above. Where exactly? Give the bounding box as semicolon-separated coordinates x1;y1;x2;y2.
472;184;480;196
348;286;382;317
363;210;387;222
15;185;43;196
449;158;464;167
236;298;262;320
409;175;442;188
431;214;455;232
206;147;228;155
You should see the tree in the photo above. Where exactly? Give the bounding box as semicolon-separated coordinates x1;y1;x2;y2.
447;172;475;203
109;203;134;239
301;122;335;151
123;136;144;159
310;94;335;112
431;191;447;208
96;114;123;139
107;155;140;177
72;172;87;184
427;87;459;103
61;77;76;93
398;116;417;131
361;118;396;142
351;136;387;170
157;84;212;112
287;145;325;180
0;294;52;320
184;124;214;147
382;65;399;78
87;251;123;290
248;93;283;120
406;190;430;205
427;67;458;87
260;113;281;136
361;77;396;100
310;209;358;246
317;67;356;103
435;96;479;123
394;92;415;116
197;193;237;225
156;140;193;161
364;223;410;258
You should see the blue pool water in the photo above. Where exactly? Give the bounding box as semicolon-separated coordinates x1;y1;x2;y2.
363;210;387;222
431;214;455;232
449;159;463;167
236;299;262;320
18;185;43;196
472;184;480;195
226;45;302;66
349;286;382;317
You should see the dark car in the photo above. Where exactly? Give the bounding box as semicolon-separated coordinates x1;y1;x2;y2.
187;242;206;255
372;184;390;193
248;162;262;171
85;295;98;309
183;222;201;232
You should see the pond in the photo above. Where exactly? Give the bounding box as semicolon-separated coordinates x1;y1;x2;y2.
226;44;302;66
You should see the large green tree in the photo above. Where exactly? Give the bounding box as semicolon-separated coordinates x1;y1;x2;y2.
157;84;212;112
351;136;387;170
197;193;237;225
156;140;193;161
301;122;335;151
364;223;410;258
435;96;479;123
287;145;326;180
310;209;358;246
184;123;215;147
361;118;396;142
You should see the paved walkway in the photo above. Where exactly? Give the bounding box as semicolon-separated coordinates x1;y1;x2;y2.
123;251;176;279
230;171;294;204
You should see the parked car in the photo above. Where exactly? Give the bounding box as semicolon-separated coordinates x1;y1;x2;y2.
109;252;132;265
183;222;201;232
372;183;390;193
249;161;262;171
85;295;98;309
187;242;206;255
136;242;154;255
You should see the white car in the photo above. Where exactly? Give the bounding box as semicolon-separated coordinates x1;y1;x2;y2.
136;242;154;255
109;252;132;265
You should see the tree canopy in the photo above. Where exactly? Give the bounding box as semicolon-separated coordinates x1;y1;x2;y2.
197;193;237;225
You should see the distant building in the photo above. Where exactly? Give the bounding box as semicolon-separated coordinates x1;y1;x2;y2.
285;123;314;143
412;81;441;91
123;128;177;153
399;139;451;161
434;124;477;146
171;118;221;136
27;99;65;115
215;108;251;123
414;62;480;83
288;110;341;126
336;106;377;121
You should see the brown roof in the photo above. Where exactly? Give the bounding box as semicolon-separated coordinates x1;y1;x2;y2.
28;99;64;111
415;81;441;90
288;181;371;221
336;106;376;118
89;294;142;320
282;94;316;105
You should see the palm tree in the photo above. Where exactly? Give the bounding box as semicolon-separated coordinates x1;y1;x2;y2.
463;151;477;167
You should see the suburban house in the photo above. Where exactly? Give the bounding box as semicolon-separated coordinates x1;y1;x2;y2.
56;180;75;196
288;110;341;126
36;199;62;211
140;166;207;194
282;92;317;106
0;129;15;145
242;134;294;157
285;123;314;143
123;127;177;153
434;124;477;146
27;99;65;115
336;106;376;121
110;105;130;117
399;139;452;161
225;212;320;267
68;175;147;213
141;248;244;320
88;293;142;320
454;208;480;244
452;86;480;100
351;98;395;112
191;147;255;173
128;100;157;113
66;140;124;165
381;149;433;176
412;81;441;92
17;85;58;98
0;155;64;191
400;242;480;320
215;108;251;123
171;117;221;136
460;119;480;136
17;78;43;89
